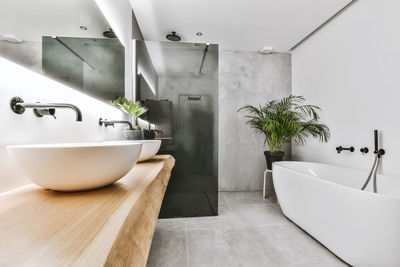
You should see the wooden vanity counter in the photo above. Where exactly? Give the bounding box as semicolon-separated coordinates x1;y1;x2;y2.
0;155;175;267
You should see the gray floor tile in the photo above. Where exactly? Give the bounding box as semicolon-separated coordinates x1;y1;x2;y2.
219;191;270;207
274;262;348;267
155;218;186;232
222;204;291;228
147;192;346;267
147;229;188;267
246;224;340;265
187;228;272;267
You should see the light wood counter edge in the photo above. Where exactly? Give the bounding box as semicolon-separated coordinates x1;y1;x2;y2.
75;155;175;267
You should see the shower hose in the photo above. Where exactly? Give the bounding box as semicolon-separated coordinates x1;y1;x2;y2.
361;155;381;193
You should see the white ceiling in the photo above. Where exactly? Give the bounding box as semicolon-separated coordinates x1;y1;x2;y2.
130;0;351;52
0;0;110;42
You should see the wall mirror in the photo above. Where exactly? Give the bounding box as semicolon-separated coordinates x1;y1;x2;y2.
0;0;125;103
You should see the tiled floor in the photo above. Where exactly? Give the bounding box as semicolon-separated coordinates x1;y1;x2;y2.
147;192;348;267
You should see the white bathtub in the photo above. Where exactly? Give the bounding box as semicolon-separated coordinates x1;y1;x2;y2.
273;161;400;267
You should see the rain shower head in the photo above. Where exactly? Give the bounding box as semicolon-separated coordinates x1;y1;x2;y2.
166;31;181;42
103;28;117;39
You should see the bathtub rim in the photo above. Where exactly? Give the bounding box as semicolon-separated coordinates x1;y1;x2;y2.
272;161;400;200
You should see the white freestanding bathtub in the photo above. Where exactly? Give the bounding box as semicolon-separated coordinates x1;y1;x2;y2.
273;161;400;267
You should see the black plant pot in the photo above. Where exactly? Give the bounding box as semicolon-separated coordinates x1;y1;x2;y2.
264;151;285;170
143;129;156;140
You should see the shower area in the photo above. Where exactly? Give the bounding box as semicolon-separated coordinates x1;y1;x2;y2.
137;40;218;218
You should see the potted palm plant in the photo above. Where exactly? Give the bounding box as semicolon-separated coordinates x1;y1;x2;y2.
238;95;330;169
112;96;148;140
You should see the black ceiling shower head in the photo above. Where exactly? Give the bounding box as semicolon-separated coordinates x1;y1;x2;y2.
166;31;181;42
103;28;117;38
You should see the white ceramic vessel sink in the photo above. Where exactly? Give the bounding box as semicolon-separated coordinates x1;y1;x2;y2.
103;140;161;162
7;142;142;192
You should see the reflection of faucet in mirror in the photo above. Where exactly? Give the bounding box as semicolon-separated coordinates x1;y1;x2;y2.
10;96;82;121
99;118;133;130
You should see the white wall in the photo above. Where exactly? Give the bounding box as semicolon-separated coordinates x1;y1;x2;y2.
219;51;292;191
94;0;134;99
292;0;400;177
0;57;126;193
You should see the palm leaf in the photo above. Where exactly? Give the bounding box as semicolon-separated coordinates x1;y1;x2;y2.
238;95;330;152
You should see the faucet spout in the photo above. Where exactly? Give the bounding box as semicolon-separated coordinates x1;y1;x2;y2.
10;97;82;121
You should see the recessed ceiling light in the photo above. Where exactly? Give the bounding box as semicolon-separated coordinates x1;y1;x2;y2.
259;46;273;54
80;26;88;30
196;32;203;36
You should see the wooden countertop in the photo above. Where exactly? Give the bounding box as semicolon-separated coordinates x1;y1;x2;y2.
0;155;175;267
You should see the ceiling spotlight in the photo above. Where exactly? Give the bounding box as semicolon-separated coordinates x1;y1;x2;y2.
196;32;203;36
80;26;87;30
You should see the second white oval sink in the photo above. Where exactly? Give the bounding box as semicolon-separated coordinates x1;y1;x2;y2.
7;142;142;192
103;140;161;162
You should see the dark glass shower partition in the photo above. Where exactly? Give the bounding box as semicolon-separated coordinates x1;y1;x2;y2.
139;41;218;218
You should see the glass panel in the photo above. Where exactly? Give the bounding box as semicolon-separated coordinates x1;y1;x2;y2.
42;37;124;101
137;40;218;217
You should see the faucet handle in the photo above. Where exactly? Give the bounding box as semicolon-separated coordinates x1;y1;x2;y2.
33;108;56;119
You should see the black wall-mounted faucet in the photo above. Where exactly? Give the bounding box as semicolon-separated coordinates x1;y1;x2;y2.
336;146;355;153
360;147;369;154
10;97;82;121
99;118;133;130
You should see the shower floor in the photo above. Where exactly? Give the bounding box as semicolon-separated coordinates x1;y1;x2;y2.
147;191;348;267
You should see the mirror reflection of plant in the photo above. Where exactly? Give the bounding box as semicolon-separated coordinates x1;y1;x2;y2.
112;96;148;126
238;95;330;152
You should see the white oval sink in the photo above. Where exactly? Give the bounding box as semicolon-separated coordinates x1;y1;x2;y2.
6;142;142;192
103;140;161;162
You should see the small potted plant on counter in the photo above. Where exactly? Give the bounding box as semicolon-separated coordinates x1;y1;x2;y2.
238;95;330;169
113;96;148;140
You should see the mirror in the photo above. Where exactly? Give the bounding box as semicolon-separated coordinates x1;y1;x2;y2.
135;39;219;217
0;0;125;103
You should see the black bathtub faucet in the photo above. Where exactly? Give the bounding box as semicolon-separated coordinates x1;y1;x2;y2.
336;146;355;153
373;130;385;158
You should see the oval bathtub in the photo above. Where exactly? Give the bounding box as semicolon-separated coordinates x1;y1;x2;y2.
272;161;400;267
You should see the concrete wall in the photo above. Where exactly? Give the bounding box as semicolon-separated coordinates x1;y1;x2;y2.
292;0;400;177
219;51;291;191
0;57;126;193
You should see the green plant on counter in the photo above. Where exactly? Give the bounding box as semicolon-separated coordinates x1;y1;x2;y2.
238;95;330;152
112;96;148;126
